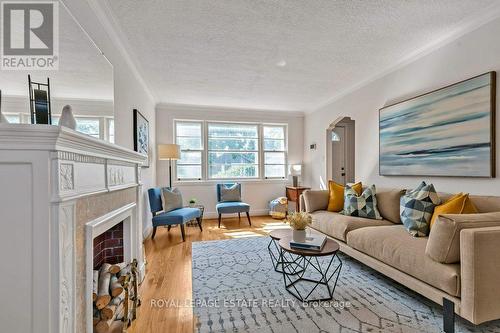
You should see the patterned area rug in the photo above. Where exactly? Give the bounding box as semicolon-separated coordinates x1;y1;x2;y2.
192;236;500;333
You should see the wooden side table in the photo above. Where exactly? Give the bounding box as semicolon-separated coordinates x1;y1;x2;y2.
286;186;310;212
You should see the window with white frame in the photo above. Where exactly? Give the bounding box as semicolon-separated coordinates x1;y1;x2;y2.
208;122;259;179
173;120;288;181
52;116;100;138
263;125;287;178
4;113;114;142
176;121;203;180
4;114;20;123
107;119;115;143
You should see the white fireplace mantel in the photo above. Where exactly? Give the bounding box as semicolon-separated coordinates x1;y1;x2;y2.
0;124;147;333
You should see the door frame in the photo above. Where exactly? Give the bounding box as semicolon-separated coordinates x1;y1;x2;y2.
326;116;355;184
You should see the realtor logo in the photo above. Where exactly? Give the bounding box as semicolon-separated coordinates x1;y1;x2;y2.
1;1;59;70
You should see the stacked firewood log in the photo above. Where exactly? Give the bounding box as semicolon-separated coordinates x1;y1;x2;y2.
92;260;141;333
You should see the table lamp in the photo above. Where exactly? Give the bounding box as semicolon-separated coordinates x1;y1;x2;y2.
158;144;181;188
290;164;302;187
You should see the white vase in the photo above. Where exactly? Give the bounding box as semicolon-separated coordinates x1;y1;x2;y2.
292;229;306;243
59;105;76;129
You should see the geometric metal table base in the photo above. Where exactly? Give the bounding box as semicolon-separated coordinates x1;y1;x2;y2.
280;251;342;303
278;235;342;303
268;237;304;275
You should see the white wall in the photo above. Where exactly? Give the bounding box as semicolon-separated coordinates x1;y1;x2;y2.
63;0;156;237
304;16;500;196
156;104;304;218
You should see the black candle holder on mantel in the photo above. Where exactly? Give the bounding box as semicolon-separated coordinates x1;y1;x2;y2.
28;74;52;125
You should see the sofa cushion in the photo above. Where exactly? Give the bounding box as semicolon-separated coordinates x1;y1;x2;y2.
426;212;500;264
347;225;461;297
310;211;392;242
376;188;405;224
327;181;362;212
468;195;500;213
343;184;382;220
303;190;329;213
400;182;441;237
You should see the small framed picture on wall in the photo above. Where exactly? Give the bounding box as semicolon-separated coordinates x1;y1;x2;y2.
133;108;150;168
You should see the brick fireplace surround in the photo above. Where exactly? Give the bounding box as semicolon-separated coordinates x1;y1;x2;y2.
93;222;124;269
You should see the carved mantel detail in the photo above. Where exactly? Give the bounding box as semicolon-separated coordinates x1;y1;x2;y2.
60;164;74;190
108;167;125;186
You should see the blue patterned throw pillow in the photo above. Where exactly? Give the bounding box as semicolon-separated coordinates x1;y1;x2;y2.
400;181;441;237
343;184;382;220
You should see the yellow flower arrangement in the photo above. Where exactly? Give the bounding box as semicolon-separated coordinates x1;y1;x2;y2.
287;211;312;230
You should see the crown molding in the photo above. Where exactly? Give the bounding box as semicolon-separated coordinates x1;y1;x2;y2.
308;3;500;114
156;102;305;117
80;0;157;103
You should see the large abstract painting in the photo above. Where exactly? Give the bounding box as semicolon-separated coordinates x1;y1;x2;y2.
133;109;150;167
379;72;496;177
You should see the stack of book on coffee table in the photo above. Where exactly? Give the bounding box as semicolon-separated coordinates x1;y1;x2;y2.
290;234;327;251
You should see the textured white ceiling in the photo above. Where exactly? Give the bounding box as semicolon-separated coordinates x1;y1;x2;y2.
106;0;500;111
0;4;113;100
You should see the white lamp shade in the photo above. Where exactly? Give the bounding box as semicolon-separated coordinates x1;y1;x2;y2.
158;144;181;160
289;164;302;176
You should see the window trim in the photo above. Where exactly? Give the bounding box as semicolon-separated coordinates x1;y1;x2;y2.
262;124;288;179
173;119;288;183
174;120;204;181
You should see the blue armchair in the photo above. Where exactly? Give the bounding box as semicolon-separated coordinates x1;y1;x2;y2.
216;183;251;228
147;187;202;241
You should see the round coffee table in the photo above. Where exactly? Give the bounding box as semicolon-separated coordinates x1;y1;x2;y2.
268;229;303;274
278;236;342;302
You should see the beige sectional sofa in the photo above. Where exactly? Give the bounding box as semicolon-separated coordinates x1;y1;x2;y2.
301;188;500;331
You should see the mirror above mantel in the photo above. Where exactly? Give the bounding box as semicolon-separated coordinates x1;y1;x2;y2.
0;3;114;142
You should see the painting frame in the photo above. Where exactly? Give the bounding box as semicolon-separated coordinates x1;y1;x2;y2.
133;108;150;168
379;72;496;178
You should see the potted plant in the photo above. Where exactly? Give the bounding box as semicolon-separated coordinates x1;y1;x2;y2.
287;212;312;243
189;198;197;208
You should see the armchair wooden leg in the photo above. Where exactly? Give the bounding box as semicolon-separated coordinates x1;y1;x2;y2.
151;226;157;240
238;212;241;220
196;217;203;232
167;225;171;231
218;214;222;228
180;224;186;242
246;212;251;226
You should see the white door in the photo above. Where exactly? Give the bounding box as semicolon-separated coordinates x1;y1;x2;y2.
331;126;346;184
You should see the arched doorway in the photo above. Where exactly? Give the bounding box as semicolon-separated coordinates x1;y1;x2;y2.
326;117;355;185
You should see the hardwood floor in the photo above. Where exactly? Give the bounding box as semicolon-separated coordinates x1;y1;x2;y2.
128;215;289;333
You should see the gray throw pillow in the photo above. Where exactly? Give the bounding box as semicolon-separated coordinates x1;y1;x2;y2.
220;184;241;202
400;181;441;237
343;184;382;220
161;187;183;212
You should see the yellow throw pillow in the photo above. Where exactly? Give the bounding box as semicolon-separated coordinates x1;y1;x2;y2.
463;195;478;214
430;193;468;230
327;181;362;212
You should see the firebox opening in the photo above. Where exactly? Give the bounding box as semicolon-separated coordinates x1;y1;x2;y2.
93;221;124;270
